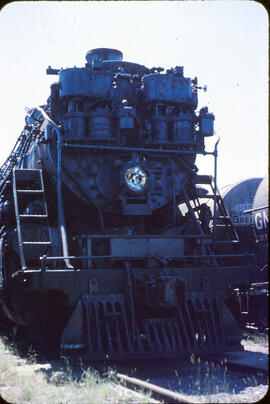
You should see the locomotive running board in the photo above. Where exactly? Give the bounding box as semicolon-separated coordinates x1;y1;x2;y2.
60;292;242;359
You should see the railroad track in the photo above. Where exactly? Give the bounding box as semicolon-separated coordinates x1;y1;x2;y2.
116;372;194;403
114;350;268;403
116;372;197;403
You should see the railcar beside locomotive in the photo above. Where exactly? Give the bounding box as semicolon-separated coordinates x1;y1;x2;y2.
251;175;268;270
217;177;268;330
219;178;263;250
0;48;258;358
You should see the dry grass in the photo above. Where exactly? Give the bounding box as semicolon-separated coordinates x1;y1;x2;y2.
2;330;267;403
0;335;153;404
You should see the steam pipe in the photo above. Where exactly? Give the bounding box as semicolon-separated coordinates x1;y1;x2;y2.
36;107;73;269
212;135;220;252
167;157;177;223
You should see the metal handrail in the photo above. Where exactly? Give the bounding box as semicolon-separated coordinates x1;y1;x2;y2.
76;234;213;239
39;252;255;272
41;253;254;260
62;142;216;156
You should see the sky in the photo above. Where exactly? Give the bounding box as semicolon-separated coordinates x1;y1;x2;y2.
0;0;268;188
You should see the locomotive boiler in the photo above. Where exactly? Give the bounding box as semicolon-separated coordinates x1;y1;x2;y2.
0;48;257;358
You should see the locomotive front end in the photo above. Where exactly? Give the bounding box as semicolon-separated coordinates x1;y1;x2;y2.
0;48;254;359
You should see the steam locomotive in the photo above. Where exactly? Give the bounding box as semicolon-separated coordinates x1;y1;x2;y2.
0;48;259;359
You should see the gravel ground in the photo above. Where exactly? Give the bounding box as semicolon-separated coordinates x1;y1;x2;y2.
144;332;269;403
0;330;268;404
147;360;268;403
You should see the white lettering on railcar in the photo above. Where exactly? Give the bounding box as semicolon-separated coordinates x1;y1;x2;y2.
255;210;269;230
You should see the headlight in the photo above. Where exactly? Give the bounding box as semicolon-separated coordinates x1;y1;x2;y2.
124;166;147;193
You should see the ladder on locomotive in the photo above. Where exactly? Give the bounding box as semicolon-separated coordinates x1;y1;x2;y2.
13;168;52;269
192;175;242;253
